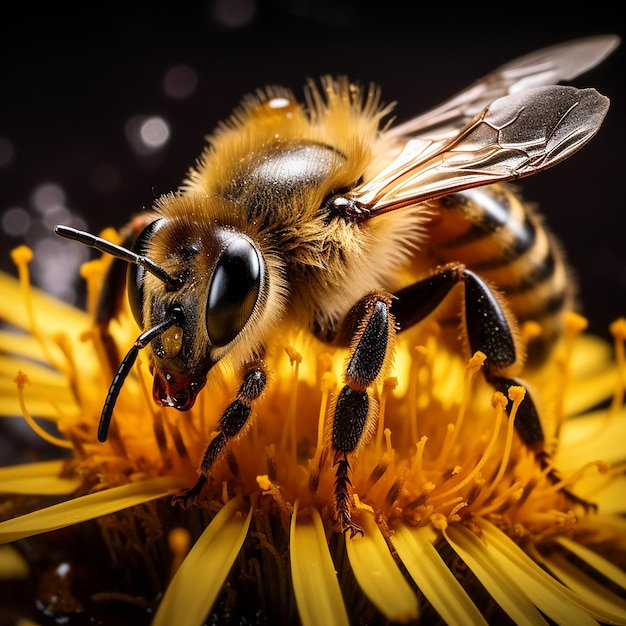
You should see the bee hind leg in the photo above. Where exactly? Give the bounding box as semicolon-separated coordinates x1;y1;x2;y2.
172;360;267;508
330;292;395;536
488;374;596;511
393;264;595;511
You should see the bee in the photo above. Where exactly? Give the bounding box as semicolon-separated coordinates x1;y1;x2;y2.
55;35;617;535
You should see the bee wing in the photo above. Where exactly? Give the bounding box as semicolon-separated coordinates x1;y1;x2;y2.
351;85;609;214
387;35;618;142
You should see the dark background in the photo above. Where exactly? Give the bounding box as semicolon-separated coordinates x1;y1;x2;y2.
1;1;624;340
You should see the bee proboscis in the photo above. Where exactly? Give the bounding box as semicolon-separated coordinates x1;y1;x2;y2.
56;35;618;534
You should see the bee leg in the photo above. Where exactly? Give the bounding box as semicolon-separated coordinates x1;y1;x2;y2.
487;374;595;510
393;264;518;370
332;293;394;536
172;361;267;508
393;264;594;510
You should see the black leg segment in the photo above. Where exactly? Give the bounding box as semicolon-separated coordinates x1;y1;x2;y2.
200;362;267;475
331;292;394;534
392;264;561;500
487;374;544;449
391;263;518;371
172;360;267;507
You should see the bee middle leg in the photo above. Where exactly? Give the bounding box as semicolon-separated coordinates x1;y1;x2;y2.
172;360;268;508
327;292;395;536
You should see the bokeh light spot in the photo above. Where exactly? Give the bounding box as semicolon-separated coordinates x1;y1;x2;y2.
32;236;89;304
211;0;256;28
163;65;198;99
2;207;31;237
0;136;15;168
140;117;170;148
42;204;72;229
126;115;171;154
31;183;66;214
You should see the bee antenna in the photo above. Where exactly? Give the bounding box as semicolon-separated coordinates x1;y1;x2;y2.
54;225;182;290
98;310;182;442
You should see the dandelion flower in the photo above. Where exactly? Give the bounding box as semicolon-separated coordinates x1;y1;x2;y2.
1;245;625;625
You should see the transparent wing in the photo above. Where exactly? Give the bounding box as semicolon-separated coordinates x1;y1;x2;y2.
387;35;618;142
350;85;609;215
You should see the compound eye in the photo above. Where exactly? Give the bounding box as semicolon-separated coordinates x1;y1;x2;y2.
207;237;263;346
127;219;164;326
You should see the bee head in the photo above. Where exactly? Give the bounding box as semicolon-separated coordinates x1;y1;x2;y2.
128;214;267;411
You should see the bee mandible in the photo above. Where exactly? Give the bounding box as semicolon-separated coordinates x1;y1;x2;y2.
55;35;618;535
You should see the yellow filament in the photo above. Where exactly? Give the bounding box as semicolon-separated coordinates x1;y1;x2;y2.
438;351;485;466
10;246;58;370
476;387;524;506
556;313;589;428
80;257;108;320
375;377;397;453
540;460;610;496
520;320;542;348
14;371;72;449
82;326;114;384
408;345;428;444
430;391;505;503
52;332;83;411
313;370;336;462
406;436;428;486
281;346;302;460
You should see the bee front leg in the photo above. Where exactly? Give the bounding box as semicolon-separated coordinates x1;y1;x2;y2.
331;292;395;536
172;360;267;508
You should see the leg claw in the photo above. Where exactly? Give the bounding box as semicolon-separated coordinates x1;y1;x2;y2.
171;475;207;509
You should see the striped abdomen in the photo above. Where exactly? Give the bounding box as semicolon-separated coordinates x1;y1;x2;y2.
427;184;574;364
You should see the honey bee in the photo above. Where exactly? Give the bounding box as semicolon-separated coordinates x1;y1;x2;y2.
55;35;617;535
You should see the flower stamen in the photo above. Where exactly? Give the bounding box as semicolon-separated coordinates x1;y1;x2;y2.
430;390;505;503
13;371;72;449
375;376;397;452
539;460;610;496
554;313;589;429
281;346;302;462
408;345;428;444
10;246;61;372
437;351;485;468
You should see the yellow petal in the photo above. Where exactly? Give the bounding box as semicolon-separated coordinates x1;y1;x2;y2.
576;474;626;514
0;271;89;333
345;511;419;623
0;398;75;419
557;536;626;591
563;369;621;417
390;524;487;626
152;495;252;626
536;550;626;624
0;475;187;543
478;520;598;625
557;406;626;467
0;331;60;365
290;502;349;626
0;545;29;579
445;525;548;626
0;354;69;389
0;460;82;494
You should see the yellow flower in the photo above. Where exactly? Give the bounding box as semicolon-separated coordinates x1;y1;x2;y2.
1;243;626;625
